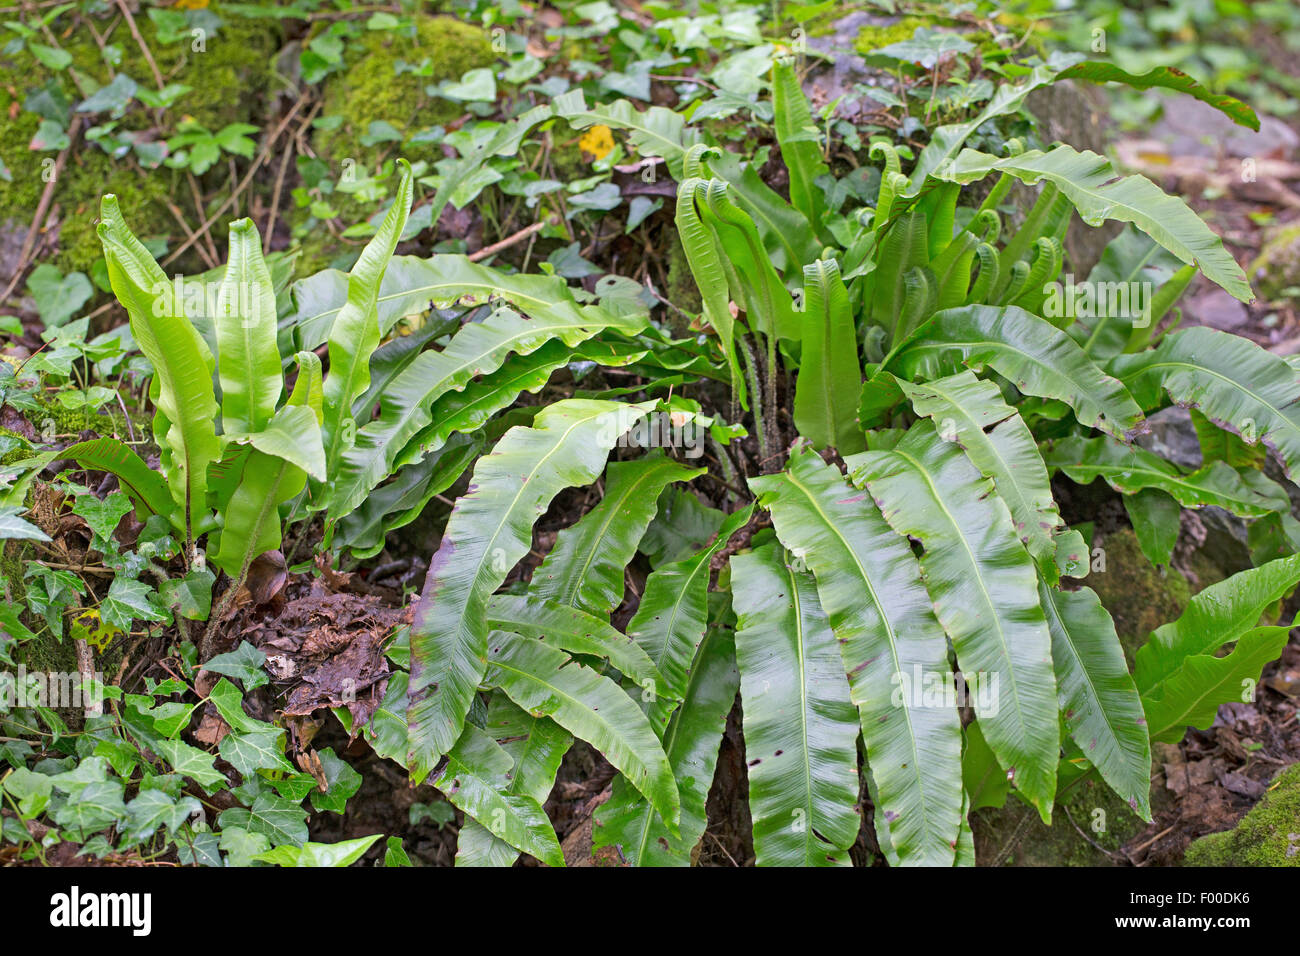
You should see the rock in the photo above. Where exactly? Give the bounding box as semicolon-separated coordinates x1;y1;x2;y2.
1181;287;1251;332
1149;95;1299;161
1195;506;1253;576
1088;528;1193;665
1184;762;1300;866
1136;406;1202;471
1026;81;1120;275
1250;222;1300;303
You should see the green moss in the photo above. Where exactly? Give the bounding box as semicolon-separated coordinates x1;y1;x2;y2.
1087;528;1193;666
0;91;174;276
316;15;495;164
854;17;931;56
27;391;125;440
1250;223;1300;303
664;232;700;335
61;155;178;275
0;426;33;466
972;776;1148;866
54;10;281;131
0;539;28;605
1185;763;1300;866
0;7;278;273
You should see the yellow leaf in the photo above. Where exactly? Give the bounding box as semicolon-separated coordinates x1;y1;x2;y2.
72;609;120;652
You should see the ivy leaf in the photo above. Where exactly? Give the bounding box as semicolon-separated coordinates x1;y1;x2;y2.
76;73;139;116
439;67;497;102
156;738;226;789
29;118;69;151
220;793;309;847
203;641;268;691
255;834;384;867
270;772;318;803
206;677;264;734
72;490;132;542
159;568;215;621
2;767;53;818
219;825;271;867
175;827;223;866
28;43;72;71
50;779;126;840
25;264;92;326
123;790;201;844
310;748;362;814
384;836;412;866
100;576;168;632
219;727;295;776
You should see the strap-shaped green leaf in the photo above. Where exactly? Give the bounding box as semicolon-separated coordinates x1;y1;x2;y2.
406;400;654;779
1055;62;1258;131
320;159;413;479
327;261;649;518
1044;434;1288;516
398;340;575;469
593;627;738;866
750;446;963;865
61;438;182;530
731;543;860;866
793;259;864;454
895;371;1075;580
209;443;306;580
209;377;324;579
889;305;1145;441
98;195;219;533
848;422;1060;820
454;698;572;867
940;145;1252;302
531;453;703;616
1134;553;1300;697
1142;625;1290;744
676;178;745;407
1037;579;1152;819
217;218;282;438
485;594;669;699
868;210;930;343
435;721;564;867
334;433;482;560
626;505;753;733
697;180;801;343
907;64;1062;192
1112;326;1300;478
484;632;679;828
771;57;828;237
707;150;822;280
1067;226;1191;361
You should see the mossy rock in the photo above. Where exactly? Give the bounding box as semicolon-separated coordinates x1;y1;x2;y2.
0;7;279;274
853;17;931;56
1087;528;1192;666
61;156;181;275
0;99;176;275
315;15;495;166
1184;763;1300;866
1250;223;1300;303
51;10;281;131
